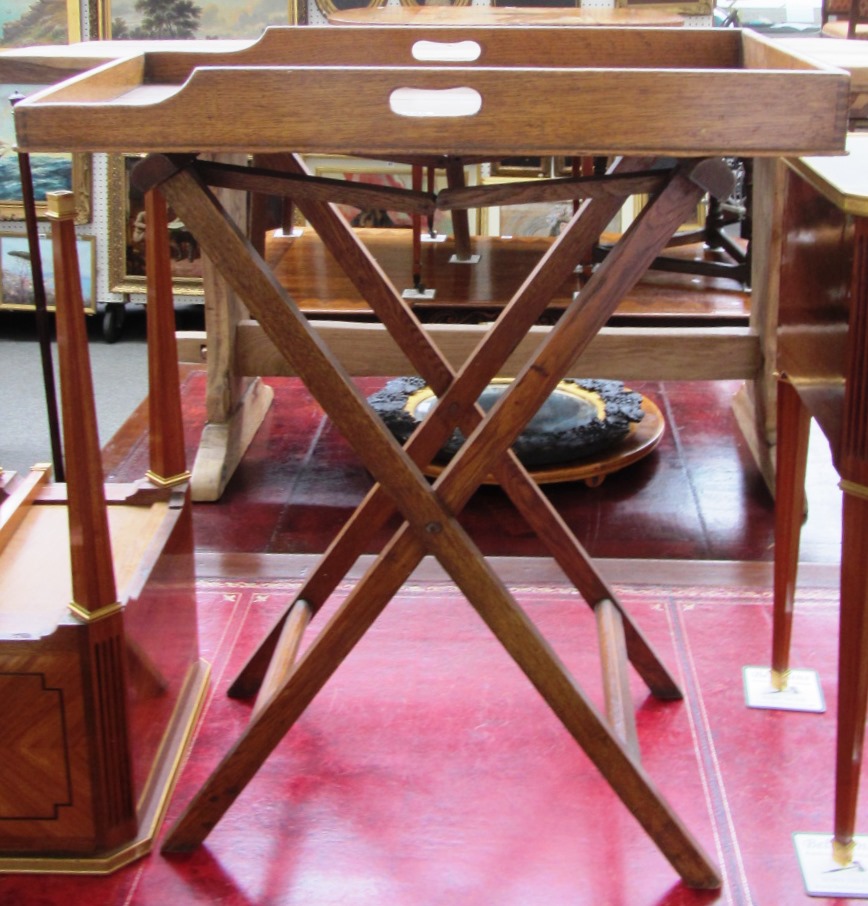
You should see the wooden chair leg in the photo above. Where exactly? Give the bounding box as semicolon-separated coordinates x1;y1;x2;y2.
771;377;811;689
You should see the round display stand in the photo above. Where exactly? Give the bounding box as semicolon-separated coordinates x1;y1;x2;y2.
368;377;664;486
422;395;664;486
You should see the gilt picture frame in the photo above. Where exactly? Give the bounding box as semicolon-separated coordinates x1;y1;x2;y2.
311;158;477;237
108;0;302;38
108;152;204;295
615;0;713;16
478;177;574;238
0;0;82;49
1;83;91;223
0;232;96;313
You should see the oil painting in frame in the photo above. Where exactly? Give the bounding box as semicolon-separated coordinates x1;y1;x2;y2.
615;0;713;16
108;0;301;39
0;0;80;49
314;0;379;19
478;177;574;238
0;233;96;313
310;157;479;238
1;83;91;222
108;153;204;295
0;0;90;221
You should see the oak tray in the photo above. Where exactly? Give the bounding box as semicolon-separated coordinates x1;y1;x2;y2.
13;25;849;158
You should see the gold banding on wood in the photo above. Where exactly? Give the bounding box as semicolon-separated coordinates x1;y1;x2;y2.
833;838;857;866
772;668;790;692
839;478;868;502
68;599;123;623
770;668;791;692
146;469;192;489
774;371;846;387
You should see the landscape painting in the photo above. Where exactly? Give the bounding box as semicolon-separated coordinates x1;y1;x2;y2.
0;83;78;219
109;0;299;38
0;233;95;312
0;0;70;47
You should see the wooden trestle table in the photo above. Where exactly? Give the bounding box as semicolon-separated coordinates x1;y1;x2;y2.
13;25;848;888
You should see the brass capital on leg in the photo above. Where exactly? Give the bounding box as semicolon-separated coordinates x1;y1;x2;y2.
833;838;857;866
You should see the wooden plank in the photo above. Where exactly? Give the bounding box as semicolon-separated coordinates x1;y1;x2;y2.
176;321;762;381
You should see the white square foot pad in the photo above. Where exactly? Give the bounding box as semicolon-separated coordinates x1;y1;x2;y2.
743;666;825;713
794;833;868;898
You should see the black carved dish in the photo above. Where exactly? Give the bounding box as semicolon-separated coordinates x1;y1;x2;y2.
367;376;645;468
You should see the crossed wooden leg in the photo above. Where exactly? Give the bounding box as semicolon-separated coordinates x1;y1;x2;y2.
142;154;727;887
229;153;678;702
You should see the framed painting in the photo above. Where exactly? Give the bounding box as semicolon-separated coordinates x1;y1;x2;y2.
479;178;574;238
491;157;553;179
312;160;474;237
108;153;203;295
314;0;379;17
492;0;578;6
0;0;81;48
615;0;713;15
0;233;96;313
1;84;91;222
108;0;302;39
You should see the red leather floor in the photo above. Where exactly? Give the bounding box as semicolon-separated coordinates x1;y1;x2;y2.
0;572;849;905
108;373;841;564
0;374;848;904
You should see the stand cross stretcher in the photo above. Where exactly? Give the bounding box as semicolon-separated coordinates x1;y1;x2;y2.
13;24;849;891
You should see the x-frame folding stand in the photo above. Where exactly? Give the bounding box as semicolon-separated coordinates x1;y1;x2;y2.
138;151;731;888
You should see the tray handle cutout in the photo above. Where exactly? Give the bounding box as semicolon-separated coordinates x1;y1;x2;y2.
411;40;481;63
389;86;482;118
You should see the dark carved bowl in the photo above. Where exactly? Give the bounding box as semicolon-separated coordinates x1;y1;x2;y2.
367;376;645;468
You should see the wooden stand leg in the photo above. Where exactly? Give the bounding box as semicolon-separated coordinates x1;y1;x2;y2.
144;188;190;488
187;153;273;502
445;157;472;260
832;216;868;864
156;159;724;888
771;378;811;689
18;150;64;481
834;490;868;864
229;154;680;700
48;190;136;848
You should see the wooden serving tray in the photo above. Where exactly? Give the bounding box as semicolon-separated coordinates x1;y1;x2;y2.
13;25;848;157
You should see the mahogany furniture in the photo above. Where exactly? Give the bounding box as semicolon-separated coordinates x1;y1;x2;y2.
763;134;868;865
730;40;868;487
13;25;847;887
0;192;207;871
